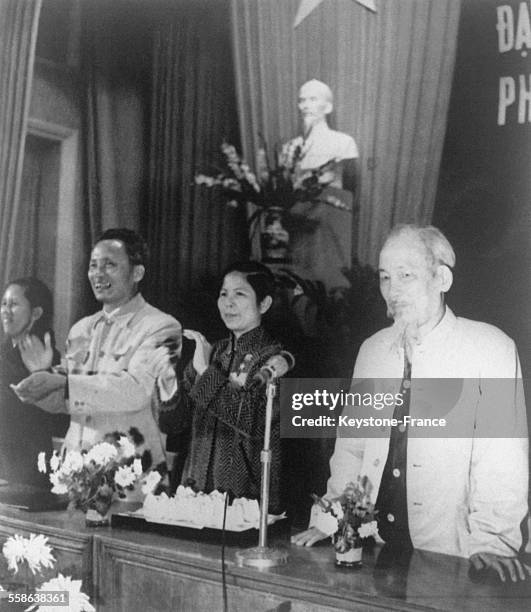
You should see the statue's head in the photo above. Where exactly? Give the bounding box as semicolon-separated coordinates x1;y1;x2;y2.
298;79;333;129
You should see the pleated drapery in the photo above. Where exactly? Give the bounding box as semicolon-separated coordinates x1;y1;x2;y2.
230;0;461;266
0;0;41;291
80;1;150;244
147;1;246;314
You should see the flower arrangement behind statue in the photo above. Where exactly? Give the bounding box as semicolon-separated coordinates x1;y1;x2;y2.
0;533;94;611
38;429;163;526
195;139;352;218
312;477;378;565
196;139;352;263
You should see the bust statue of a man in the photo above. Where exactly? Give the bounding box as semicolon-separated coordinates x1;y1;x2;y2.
296;79;359;192
284;80;360;287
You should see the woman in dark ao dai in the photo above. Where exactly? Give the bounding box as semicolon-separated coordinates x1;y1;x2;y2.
182;262;284;512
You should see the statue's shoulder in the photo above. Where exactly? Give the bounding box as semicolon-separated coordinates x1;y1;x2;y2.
327;129;359;159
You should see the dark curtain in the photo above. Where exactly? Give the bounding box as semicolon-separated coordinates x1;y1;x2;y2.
146;0;247;317
78;0;154;313
433;0;531;389
0;0;41;293
18;136;44;276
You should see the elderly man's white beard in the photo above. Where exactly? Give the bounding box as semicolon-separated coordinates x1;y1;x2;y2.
302;115;325;136
389;316;421;362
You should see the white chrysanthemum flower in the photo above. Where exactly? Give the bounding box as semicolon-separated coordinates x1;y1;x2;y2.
141;471;161;495
49;472;68;495
2;534;27;573
49;450;60;472
115;466;136;488
84;442;118;465
27;574;95;612
37;452;47;474
61;451;84;475
132;458;143;477
118;436;136;459
23;534;55;575
358;520;379;539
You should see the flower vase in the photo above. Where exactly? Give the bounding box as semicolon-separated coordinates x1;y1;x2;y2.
335;545;363;568
85;506;111;527
260;207;291;263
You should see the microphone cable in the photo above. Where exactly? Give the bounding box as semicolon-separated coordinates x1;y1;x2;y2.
221;394;245;612
221;485;230;612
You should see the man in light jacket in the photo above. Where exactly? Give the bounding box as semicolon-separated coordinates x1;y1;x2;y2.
13;228;181;468
293;224;529;582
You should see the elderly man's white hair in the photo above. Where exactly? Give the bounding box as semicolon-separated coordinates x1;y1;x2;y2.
384;224;456;270
299;79;334;104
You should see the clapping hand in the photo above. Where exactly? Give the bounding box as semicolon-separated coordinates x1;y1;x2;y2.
183;329;212;376
10;371;66;403
145;346;174;378
146;344;178;402
18;332;53;372
158;337;180;367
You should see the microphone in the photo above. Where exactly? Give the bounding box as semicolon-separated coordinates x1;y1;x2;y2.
253;351;295;386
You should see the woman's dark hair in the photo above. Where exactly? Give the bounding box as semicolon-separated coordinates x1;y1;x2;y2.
3;277;54;340
221;261;276;304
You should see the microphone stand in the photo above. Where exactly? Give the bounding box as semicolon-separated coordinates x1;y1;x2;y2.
235;379;288;569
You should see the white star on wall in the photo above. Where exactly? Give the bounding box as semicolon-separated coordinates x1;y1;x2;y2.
294;0;377;28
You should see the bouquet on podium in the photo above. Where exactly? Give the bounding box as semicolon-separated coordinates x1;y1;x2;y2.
312;477;378;566
37;429;162;526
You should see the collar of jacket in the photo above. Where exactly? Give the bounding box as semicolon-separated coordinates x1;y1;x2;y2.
225;325;270;355
92;293;145;330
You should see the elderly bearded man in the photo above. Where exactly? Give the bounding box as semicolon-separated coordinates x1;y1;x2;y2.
293;224;530;582
13;228;181;467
